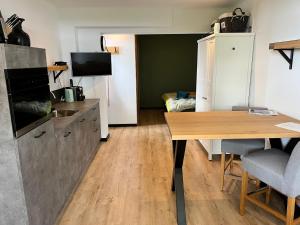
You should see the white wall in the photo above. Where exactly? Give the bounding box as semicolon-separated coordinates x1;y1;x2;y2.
234;0;300;119
57;6;230;135
0;0;62;90
75;28;109;138
57;6;231;77
57;7;231;79
58;6;229;34
76;33;137;125
73;31;138;138
105;34;137;125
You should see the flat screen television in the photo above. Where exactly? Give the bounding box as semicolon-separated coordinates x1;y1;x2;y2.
71;52;112;76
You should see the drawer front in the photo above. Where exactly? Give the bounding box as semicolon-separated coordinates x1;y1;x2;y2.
88;105;101;155
89;104;100;129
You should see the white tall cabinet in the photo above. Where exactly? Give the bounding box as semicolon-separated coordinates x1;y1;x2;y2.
196;33;255;160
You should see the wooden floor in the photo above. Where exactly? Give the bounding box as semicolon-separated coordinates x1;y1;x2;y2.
58;110;285;225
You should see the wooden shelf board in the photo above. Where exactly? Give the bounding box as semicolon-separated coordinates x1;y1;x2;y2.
269;39;300;50
48;65;68;72
106;46;119;54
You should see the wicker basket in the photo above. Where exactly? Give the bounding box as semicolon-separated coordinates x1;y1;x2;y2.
219;8;249;33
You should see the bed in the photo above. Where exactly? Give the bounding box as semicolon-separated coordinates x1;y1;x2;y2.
162;91;196;112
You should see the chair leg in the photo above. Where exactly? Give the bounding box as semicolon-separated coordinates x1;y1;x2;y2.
240;170;248;216
229;153;234;173
255;179;261;189
266;186;272;204
286;197;296;225
220;152;226;191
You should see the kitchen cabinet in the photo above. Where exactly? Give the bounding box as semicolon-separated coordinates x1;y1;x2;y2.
56;103;101;211
9;101;101;225
0;43;102;225
89;105;101;156
196;33;254;160
17;120;60;225
56;122;79;208
77;111;93;167
0;44;47;143
77;105;101;166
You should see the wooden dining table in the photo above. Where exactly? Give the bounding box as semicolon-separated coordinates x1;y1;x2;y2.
165;111;300;225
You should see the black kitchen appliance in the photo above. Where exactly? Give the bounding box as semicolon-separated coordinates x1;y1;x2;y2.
73;86;85;101
5;67;52;137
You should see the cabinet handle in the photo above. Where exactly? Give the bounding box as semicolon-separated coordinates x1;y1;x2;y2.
94;128;99;133
92;107;97;111
80;118;86;123
202;97;208;100
34;131;46;138
64;131;72;138
93;118;97;122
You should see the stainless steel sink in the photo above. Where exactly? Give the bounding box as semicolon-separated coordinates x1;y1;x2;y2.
52;109;79;118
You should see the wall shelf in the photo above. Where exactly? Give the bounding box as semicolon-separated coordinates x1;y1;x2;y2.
48;65;68;83
269;39;300;70
106;46;119;54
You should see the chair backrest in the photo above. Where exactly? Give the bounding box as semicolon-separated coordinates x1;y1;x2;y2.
283;142;300;197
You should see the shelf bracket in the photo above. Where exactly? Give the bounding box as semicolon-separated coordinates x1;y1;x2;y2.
277;49;294;70
52;70;64;83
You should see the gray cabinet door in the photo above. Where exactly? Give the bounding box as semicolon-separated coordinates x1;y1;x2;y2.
17;121;60;225
75;104;100;172
77;113;91;171
89;105;101;154
56;122;79;209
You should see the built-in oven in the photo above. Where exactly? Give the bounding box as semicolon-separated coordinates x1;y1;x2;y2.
5;67;52;138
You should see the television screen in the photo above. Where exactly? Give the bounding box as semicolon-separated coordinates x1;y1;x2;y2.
71;52;112;76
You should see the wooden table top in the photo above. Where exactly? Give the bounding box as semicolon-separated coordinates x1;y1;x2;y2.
165;111;300;140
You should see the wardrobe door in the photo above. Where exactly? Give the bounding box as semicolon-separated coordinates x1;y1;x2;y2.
196;40;213;112
203;40;215;111
196;41;207;112
214;36;253;110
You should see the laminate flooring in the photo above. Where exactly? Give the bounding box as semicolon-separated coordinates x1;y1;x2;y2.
58;110;285;225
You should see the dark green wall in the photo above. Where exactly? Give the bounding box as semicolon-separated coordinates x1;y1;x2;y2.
137;34;208;108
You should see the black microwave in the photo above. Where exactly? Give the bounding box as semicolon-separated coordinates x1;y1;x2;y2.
5;67;52;138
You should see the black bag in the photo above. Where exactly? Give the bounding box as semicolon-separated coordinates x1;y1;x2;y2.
219;8;249;33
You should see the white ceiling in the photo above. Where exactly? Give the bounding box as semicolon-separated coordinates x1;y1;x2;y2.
48;0;238;8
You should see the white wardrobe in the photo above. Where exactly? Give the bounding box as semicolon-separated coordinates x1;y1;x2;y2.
196;33;255;160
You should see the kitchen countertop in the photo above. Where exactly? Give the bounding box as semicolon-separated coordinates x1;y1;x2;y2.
52;99;100;131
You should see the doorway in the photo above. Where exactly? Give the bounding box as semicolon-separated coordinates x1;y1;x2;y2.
135;33;208;122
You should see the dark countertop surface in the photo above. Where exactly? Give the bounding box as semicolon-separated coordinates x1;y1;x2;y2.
52;99;100;131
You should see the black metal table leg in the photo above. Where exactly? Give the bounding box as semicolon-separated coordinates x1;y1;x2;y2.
171;140;187;225
172;140;176;191
269;138;283;150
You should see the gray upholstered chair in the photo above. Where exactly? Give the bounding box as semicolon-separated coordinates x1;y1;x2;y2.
220;106;266;191
240;142;300;225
